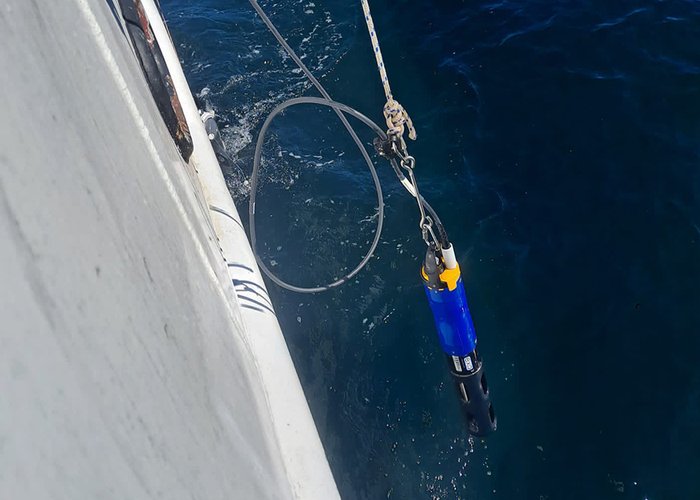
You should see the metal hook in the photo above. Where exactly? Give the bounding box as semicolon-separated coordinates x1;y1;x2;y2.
421;216;440;249
400;155;416;171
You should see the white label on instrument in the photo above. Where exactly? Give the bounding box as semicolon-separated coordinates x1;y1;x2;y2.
452;356;462;372
464;356;474;371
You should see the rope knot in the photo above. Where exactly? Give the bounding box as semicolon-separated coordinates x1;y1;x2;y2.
383;98;417;142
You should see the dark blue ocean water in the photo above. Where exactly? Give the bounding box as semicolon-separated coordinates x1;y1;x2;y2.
161;1;700;498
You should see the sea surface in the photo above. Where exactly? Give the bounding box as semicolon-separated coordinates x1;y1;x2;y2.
161;1;700;498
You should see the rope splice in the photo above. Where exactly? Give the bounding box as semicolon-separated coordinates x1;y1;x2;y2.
359;0;416;143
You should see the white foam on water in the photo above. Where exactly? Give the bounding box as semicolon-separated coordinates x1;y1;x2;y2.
184;1;356;201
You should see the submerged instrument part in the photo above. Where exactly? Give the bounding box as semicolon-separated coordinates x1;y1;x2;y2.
422;246;497;437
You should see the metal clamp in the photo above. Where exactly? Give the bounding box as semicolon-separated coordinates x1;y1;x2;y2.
421;216;440;249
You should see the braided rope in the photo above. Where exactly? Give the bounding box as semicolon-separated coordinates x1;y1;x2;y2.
360;0;417;141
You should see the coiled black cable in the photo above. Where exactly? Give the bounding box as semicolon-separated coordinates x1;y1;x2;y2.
248;0;447;293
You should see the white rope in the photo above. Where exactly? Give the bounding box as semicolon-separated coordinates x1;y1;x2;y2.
360;0;417;142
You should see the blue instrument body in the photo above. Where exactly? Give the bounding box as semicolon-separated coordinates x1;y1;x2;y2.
424;276;477;356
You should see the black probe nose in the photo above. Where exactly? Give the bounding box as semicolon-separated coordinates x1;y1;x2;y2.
449;353;497;437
